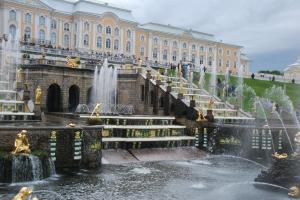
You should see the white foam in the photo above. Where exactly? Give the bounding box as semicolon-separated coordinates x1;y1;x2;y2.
191;183;207;189
191;160;212;165
130;167;151;174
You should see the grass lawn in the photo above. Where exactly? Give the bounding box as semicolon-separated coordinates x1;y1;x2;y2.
162;69;300;111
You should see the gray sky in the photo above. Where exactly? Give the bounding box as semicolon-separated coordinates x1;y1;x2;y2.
75;0;300;72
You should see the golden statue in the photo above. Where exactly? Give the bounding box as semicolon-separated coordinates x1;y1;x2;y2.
12;130;31;155
289;186;300;198
50;131;56;140
272;152;288;159
16;68;22;82
197;109;207;122
13;187;34;200
91;103;101;118
75;131;81;140
35;86;42;105
208;97;215;110
66;56;80;68
157;71;161;81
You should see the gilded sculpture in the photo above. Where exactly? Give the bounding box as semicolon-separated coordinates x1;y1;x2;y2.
12;130;31;155
66;56;80;68
208;97;215;110
35;86;42;105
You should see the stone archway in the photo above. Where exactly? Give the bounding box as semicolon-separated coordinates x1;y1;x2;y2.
68;85;80;112
47;84;62;112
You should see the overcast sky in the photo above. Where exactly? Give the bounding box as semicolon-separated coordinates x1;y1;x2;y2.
75;0;300;72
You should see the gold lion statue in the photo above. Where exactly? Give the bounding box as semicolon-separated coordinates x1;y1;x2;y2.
13;187;33;200
12;130;31;155
66;56;80;68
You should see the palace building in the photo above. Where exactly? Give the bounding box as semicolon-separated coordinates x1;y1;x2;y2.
0;0;250;75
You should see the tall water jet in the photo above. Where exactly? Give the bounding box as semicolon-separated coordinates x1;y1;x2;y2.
90;59;118;114
198;64;205;89
237;64;244;109
210;60;217;96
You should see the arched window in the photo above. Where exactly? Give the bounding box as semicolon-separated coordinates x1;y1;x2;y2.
39;16;45;26
226;49;230;56
140;35;145;41
172;51;177;61
84;22;90;31
51;19;57;29
164;40;168;46
154;37;158;45
126;41;131;52
38;29;45;43
200;46;204;52
64;35;70;48
183;43;187;49
140;47;145;56
192;54;195;63
126;29;131;38
106;26;111;35
84;34;89;46
106;38;111;49
9;25;16;39
64;23;70;31
226;60;230;67
114;27;119;36
97;36;102;48
97;24;102;33
218;59;222;67
114;39;119;50
200;55;204;65
50;32;56;45
9;10;16;21
25;13;31;24
209;47;213;53
192;44;196;51
208;56;213;66
173;41;177;48
163;49;168;60
24;27;31;41
182;52;187;62
153;48;158;59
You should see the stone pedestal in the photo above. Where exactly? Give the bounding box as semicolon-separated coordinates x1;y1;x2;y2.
190;99;196;108
205;110;214;122
34;104;41;118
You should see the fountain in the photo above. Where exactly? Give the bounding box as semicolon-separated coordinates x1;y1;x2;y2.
0;130;55;183
90;58;118;114
0;35;34;120
198;64;205;89
210;60;217;96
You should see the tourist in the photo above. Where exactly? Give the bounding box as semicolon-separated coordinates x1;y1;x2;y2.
251;73;255;79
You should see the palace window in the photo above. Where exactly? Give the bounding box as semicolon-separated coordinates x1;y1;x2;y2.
227;49;231;56
38;29;45;43
183;43;187;49
234;51;237;57
51;32;56;45
208;56;212;66
84;22;90;31
140;35;145;42
64;23;70;31
173;41;177;48
25;13;31;24
51;19;57;29
74;23;78;32
106;38;111;49
192;54;195;63
234;61;237;68
114;39;119;50
163;49;168;60
9;10;16;21
140;47;145;56
164;40;168;46
84;34;89;46
200;55;204;64
39;16;45;26
200;46;204;52
218;48;223;55
209;47;213;53
172;51;177;61
114;28;119;36
218;59;222;67
106;26;112;35
74;34;77;47
226;60;230;67
63;35;70;48
182;52;187;61
24;27;31;41
126;29;131;38
153;48;158;59
192;44;196;51
126;41;131;52
97;24;102;33
154;37;158;45
97;36;102;48
9;25;16;39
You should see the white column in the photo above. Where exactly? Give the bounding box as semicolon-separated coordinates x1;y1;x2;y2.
148;33;152;59
205;45;208;68
168;40;172;64
35;14;39;40
46;16;51;41
160;39;163;62
3;8;8;35
93;23;96;51
77;19;82;49
17;9;22;40
120;28;124;53
132;29;136;55
178;40;182;62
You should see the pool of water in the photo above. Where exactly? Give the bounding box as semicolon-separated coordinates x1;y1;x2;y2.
0;156;291;200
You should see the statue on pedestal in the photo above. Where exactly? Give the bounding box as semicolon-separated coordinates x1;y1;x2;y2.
208;97;214;110
35;86;42;105
11;130;31;155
